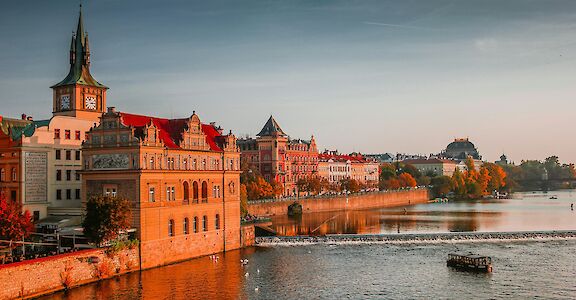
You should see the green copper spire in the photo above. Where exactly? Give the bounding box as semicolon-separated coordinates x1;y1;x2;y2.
51;5;107;89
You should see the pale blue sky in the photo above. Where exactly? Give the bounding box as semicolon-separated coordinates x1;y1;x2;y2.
1;0;575;163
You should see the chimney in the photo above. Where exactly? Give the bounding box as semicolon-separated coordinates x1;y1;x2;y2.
107;107;116;113
21;114;26;120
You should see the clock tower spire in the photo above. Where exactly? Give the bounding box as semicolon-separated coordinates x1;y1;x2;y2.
51;5;108;121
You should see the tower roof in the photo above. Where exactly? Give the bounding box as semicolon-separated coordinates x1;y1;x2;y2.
257;116;286;137
51;5;107;89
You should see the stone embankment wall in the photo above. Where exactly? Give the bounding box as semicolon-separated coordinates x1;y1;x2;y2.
0;248;138;300
248;189;430;217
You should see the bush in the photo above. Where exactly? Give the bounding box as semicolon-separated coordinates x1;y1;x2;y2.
82;195;132;246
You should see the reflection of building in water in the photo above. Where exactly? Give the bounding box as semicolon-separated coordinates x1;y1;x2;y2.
272;210;381;236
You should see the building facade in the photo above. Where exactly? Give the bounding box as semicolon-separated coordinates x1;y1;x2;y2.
81;108;241;268
0;9;105;221
238;116;319;196
402;158;458;177
318;151;379;187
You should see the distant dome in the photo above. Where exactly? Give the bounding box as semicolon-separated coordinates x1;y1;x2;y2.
444;138;481;160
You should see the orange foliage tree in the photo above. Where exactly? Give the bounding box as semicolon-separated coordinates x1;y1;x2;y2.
398;173;417;188
0;195;33;242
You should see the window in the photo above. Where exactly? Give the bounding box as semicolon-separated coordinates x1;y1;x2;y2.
184;218;189;234
183;182;190;203
149;187;155;202
54;129;60;139
104;185;117;197
171;187;175;200
66;150;71;160
66;170;71;181
0;168;4;182
193;217;198;233
75;150;80;160
56;189;62;200
202;215;208;231
10;190;16;201
201;181;208;201
75;171;80;181
150;157;155;170
75;130;81;140
33;211;40;222
55;150;61;160
65;130;71;140
56;170;62;181
193;181;199;201
66;189;71;200
215;214;220;230
75;189;81;200
168;219;175;237
11;168;16;181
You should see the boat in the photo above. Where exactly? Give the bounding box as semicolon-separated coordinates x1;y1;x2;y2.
549;196;558;199
447;253;492;272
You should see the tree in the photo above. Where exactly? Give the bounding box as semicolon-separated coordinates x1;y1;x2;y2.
399;163;421;180
431;176;452;197
246;176;273;200
240;184;248;217
270;179;284;198
307;177;323;195
483;163;507;192
83;195;132;246
398;173;417;188
382;178;401;190
451;168;467;197
477;167;492;195
0;195;33;242
379;163;396;181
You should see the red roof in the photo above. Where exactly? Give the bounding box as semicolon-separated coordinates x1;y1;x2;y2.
319;153;366;163
119;112;222;151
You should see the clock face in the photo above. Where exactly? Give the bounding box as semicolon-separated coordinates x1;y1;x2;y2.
85;96;97;110
60;95;70;110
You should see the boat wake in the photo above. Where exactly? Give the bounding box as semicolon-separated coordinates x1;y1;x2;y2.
255;230;576;246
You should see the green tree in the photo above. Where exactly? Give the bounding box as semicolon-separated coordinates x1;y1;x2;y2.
83;195;132;246
431;176;452;197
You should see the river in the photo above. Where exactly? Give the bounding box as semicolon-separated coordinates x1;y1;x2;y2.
40;191;576;299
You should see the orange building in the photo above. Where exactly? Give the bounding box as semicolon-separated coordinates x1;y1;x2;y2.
238;116;319;196
318;151;379;188
81;108;241;268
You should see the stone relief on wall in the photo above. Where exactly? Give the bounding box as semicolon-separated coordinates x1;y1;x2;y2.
92;154;130;169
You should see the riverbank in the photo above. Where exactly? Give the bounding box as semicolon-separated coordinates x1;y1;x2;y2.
248;188;430;216
255;230;576;246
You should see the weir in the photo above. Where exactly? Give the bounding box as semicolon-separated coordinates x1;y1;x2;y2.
255;230;576;246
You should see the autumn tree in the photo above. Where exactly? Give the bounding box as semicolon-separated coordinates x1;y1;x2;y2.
246;177;273;200
398;173;417;188
0;195;33;242
382;178;401;190
240;184;248;217
83;195;132;246
483;163;507;192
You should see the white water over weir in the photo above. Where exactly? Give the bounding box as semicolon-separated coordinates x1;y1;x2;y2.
255;230;576;246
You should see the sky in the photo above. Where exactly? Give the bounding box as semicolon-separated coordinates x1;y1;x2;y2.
1;0;575;163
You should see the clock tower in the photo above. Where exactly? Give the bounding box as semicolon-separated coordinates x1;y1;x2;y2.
51;6;107;121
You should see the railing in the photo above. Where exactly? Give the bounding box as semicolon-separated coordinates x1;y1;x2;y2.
246;187;428;204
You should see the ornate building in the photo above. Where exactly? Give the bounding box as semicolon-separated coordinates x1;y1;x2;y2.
0;8;105;222
318;151;379;187
81;108;241;268
441;138;481;160
238;116;319;196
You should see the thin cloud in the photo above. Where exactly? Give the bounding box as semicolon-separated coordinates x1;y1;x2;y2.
363;21;439;31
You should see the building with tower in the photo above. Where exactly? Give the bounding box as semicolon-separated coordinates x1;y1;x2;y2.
238;116;319;196
0;7;105;224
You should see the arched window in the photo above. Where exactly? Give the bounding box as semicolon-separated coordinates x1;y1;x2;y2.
202;159;207;170
193;159;197;170
215;214;220;230
202;215;208;231
11;168;16;182
183;181;190;203
150;157;155;170
201;181;208;201
193;181;199;202
184;217;189;235
193;217;198;233
168;219;175;237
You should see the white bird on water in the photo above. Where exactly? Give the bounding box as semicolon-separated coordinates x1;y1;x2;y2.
245;272;249;277
255;287;259;292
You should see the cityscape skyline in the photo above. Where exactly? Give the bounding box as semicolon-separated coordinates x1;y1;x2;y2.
1;1;576;163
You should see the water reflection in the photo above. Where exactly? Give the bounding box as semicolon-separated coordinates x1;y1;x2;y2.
270;190;576;235
42;249;251;300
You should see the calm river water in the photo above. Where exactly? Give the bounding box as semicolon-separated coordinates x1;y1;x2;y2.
41;191;576;300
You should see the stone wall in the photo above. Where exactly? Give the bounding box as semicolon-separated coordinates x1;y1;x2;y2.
248;189;430;217
0;247;139;300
